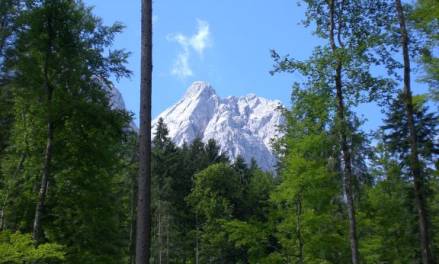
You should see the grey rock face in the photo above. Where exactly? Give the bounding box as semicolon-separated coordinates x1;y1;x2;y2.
104;81;138;132
153;81;284;171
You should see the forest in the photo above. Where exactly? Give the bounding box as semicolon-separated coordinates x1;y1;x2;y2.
0;0;438;263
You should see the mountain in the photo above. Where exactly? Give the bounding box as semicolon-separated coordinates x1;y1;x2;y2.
105;81;138;132
152;81;284;171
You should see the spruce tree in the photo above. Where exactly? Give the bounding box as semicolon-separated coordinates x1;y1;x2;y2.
393;1;435;261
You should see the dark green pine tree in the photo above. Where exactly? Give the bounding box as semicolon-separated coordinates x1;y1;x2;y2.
205;138;228;165
382;94;438;170
381;94;438;259
361;131;419;263
186;155;275;262
188;138;209;173
233;155;249;185
161;137;230;263
376;1;437;260
151;118;180;263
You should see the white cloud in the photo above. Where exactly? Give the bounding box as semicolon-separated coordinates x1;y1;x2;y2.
171;51;193;78
168;20;211;78
190;20;210;55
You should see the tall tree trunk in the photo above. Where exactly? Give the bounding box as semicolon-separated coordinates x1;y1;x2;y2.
33;105;53;244
136;0;152;263
129;170;137;264
32;7;54;244
195;212;199;264
336;70;359;264
166;214;169;264
395;1;433;263
158;199;162;264
328;1;359;263
295;195;304;264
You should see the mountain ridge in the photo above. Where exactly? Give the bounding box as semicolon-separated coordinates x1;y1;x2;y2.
152;81;284;171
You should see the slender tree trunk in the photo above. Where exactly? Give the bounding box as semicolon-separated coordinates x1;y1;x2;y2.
394;1;433;263
337;83;359;264
32;7;54;244
195;212;199;264
166;214;169;264
328;1;359;263
129;171;137;264
33;113;53;243
158;199;162;264
33;108;53;243
295;195;304;264
136;0;152;263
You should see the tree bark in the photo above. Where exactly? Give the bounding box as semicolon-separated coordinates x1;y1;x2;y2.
195;212;200;264
166;214;169;264
32;6;54;244
295;195;304;264
158;199;162;264
129;170;137;264
136;0;153;263
394;1;434;263
328;1;359;263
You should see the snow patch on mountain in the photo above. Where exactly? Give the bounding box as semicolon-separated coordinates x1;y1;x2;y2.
153;81;284;171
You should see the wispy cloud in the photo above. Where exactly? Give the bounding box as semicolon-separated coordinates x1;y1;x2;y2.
171;52;193;78
168;20;211;78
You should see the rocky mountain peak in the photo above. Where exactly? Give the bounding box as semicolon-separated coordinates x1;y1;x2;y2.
184;81;216;99
153;82;284;171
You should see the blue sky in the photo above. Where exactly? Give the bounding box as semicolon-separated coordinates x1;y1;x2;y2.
84;0;430;131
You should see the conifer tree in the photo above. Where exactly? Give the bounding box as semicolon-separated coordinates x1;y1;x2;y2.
151;118;180;263
393;1;435;261
362;132;419;262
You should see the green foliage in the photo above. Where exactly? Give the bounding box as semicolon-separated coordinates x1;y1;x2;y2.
0;0;438;263
188;163;241;222
376;95;439;259
382;93;438;171
271;1;396;106
0;231;64;263
412;0;439;101
270;87;350;263
221;220;269;262
0;1;134;263
356;132;420;262
185;160;276;263
361;164;419;262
